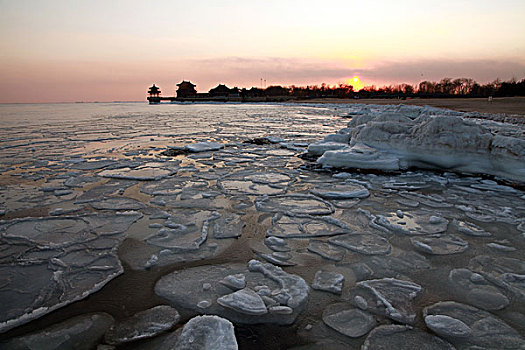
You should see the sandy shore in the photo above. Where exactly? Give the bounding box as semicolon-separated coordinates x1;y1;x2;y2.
294;96;525;117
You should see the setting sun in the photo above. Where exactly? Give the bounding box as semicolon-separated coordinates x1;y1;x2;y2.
346;76;364;91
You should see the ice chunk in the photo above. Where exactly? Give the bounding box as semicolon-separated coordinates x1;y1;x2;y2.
256;194;334;215
0;214;137;332
322;304;375;338
411;234;468;255
310;182;370;199
312;270;345;294
307;142;350;157
424;314;472;338
176;315;238;350
185;142;224;153
358;278;422;324
3;313;114;350
362;324;454;350
217;288;268;315
307;240;346;261
104;305;180;345
448;268;509;310
424;301;525;349
329;232;392;255
155;261;308;325
318;143;400;171
267;213;348;238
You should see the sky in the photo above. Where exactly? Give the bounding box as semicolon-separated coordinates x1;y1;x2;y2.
1;0;524;103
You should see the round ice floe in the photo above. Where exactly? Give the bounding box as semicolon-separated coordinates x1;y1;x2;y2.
322;304;375;338
410;234;468;255
468;255;525;299
256;194;334;215
454;219;491;237
310;182;370;200
357;278;422;324
362;325;454;350
374;211;449;236
217;288;268;315
185;141;224;153
104;305;180;345
218;170;293;196
448;268;509;310
267;213;348;238
312;270;345;294
3;217;91;246
154;260;309;325
175;315;237;350
0;214;140;333
307;240;346;261
424;301;525;349
2;313;114;350
98;165;175;181
89;197;146;210
424;314;472;338
329;232;392;255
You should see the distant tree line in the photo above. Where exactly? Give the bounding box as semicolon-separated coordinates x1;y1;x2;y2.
240;77;525;99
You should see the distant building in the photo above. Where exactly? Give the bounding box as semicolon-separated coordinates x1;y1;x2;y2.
176;81;197;98
148;84;161;97
209;84;232;97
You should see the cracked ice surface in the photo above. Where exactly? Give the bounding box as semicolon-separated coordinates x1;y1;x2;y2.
0;214;140;332
0;103;524;348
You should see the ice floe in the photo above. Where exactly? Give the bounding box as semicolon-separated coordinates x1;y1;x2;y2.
0;213;139;332
424;301;525;349
2;313;114;350
175;315;237;350
104;305;180;345
154;260;309;325
313;113;525;183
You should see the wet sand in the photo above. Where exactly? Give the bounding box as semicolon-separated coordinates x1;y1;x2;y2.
295;96;525;117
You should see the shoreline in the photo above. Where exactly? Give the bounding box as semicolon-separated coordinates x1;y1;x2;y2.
292;96;525;117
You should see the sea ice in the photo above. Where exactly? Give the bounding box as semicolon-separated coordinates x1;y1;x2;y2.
154;260;309;325
329;232;392;255
185;142;225;153
316;114;525;183
2;313;114;350
322;303;375;338
307;240;346;261
411;234;468;255
448;268;509;310
217;288;268;315
424;301;525;349
357;278;422;324
0;214;138;332
175;315;238;350
256;194;334;215
267;213;348;238
362;324;454;350
310;182;370;199
312;270;345;294
104;305;180;345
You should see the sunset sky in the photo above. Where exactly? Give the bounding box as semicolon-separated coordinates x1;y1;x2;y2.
1;0;524;103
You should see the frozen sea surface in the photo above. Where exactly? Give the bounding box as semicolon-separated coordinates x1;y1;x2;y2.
0;102;524;349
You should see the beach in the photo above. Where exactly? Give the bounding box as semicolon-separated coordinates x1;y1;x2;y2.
295;96;525;117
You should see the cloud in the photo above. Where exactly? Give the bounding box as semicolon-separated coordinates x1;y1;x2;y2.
176;57;352;89
353;59;525;85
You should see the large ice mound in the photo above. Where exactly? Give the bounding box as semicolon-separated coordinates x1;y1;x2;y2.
313;110;525;182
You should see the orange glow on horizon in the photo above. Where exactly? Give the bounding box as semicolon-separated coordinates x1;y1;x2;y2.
345;76;364;91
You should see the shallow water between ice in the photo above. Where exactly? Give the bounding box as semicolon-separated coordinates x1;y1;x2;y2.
0;102;524;349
